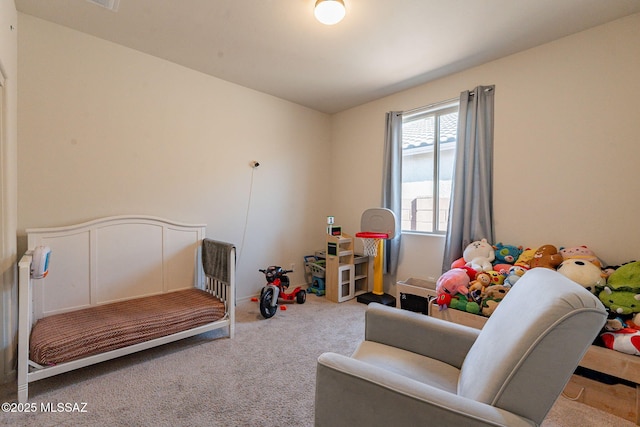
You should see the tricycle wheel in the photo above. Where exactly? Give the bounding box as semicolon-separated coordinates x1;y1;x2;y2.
296;289;306;304
260;288;277;318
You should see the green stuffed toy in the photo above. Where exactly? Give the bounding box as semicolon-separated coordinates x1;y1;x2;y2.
598;261;640;315
600;290;640;315
450;294;481;315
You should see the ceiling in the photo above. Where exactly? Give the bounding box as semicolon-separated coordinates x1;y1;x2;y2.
14;0;640;114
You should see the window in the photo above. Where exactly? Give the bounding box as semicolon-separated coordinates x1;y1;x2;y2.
401;101;458;234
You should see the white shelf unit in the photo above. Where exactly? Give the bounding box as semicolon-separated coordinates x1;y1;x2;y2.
326;233;358;303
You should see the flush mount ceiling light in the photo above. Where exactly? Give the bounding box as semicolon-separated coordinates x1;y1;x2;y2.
314;0;346;25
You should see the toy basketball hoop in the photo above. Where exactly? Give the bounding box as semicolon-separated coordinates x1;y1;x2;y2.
355;232;388;258
356;208;397;306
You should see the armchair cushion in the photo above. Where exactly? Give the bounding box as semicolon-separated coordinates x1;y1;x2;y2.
364;302;480;368
352;341;460;393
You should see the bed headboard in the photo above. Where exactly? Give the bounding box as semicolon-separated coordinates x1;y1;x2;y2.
25;215;206;319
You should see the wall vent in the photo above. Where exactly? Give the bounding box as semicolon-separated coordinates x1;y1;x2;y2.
86;0;120;12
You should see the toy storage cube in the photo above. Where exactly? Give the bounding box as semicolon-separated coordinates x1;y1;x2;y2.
396;277;437;315
400;293;430;314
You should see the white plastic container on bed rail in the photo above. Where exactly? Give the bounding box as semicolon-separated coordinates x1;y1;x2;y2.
30;246;51;279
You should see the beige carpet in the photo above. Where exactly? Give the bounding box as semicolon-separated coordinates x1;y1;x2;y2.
0;295;634;426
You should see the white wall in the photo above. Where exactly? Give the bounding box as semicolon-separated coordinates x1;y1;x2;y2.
0;0;18;383
331;13;640;291
17;14;332;301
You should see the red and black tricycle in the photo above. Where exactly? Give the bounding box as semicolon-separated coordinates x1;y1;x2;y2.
258;266;306;318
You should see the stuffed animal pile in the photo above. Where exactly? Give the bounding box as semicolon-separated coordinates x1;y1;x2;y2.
596;261;640;355
436;241;640;356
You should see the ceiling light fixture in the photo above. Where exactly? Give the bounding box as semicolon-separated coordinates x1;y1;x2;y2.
314;0;346;25
86;0;120;12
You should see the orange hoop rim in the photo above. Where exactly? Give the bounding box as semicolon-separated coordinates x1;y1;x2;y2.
355;232;389;239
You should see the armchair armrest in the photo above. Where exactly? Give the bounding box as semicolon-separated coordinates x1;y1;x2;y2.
365;303;480;368
315;352;536;427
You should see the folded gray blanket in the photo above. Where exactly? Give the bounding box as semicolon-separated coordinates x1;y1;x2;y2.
202;238;236;283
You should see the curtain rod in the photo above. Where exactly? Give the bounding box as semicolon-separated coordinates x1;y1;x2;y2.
402;86;493;116
402;97;457;116
468;86;494;96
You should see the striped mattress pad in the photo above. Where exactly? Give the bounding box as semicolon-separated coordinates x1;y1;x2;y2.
29;288;226;366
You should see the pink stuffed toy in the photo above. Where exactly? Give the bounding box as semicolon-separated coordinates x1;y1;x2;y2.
559;245;602;268
451;257;465;269
436;268;470;297
436;268;470;311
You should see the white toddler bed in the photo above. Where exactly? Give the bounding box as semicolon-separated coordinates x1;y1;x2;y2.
17;215;235;403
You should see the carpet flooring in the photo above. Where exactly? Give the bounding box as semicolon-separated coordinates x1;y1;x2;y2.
0;295;635;426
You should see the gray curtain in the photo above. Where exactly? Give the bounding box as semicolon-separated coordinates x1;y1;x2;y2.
382;111;402;275
442;86;495;272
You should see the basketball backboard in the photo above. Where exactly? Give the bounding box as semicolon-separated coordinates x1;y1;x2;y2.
360;208;396;239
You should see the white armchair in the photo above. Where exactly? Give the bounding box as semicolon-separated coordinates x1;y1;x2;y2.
314;268;607;427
